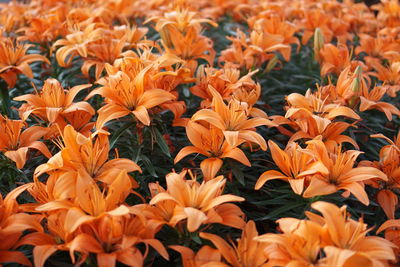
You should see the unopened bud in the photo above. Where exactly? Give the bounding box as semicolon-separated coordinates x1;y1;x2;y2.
313;28;324;63
265;55;279;72
349;66;362;107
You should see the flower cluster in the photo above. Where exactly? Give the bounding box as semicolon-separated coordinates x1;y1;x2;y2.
0;0;399;266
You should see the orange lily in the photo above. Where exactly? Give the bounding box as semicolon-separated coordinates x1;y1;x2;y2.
65;212;169;267
147;8;217;73
285;89;361;121
174;121;251;180
318;43;351;77
219;30;258;70
53;23;104;67
255;216;324;266
303;139;388;205
248;30;291;62
372;0;400;28
355;33;400;62
256;201;396;266
255;140;328;195
14;78;93;123
368;60;400;97
0;185;43;267
333;65;370;107
359;85;400;121
279;89;361;150
377;219;400;262
301;9;332;45
35;125;141;190
199;220;269;267
308;201;396;265
88;70;175;129
149;171;245;232
0;115;51;169
170;245;221;267
360;132;400;218
190;64;243;108
0;38;49;88
250;13;300;51
191;86;275;149
82;34;127;80
35;168;133;233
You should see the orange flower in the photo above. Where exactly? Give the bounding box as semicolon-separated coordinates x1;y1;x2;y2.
356;34;400;62
279;89;361;150
248;30;291;62
285;89;360;121
35;168;132;233
35;125;141;189
191;86;275;149
368;60;400;97
220;28;290;69
88;70;175;129
255;140;328;195
372;0;400;27
147;8;217;73
250;13;300;51
199;221;269;267
190;64;243;108
301;9;332;45
170;245;221;267
303;139;387;205
318;43;351;77
308;202;396;265
81;34;127;80
333;65;370;107
377;219;400;261
175;121;251;180
0;38;49;88
19;208;168;267
149;171;245;232
18;8;67;45
255;215;323;266
359;85;400;121
14;78;93;124
53;23;104;67
0;115;51;169
0;185;43;267
65;212;169;267
256;201;396;266
360;132;400;218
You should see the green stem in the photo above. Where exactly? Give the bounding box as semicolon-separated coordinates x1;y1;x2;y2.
0;80;11;116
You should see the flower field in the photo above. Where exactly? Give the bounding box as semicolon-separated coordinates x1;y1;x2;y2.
0;0;400;266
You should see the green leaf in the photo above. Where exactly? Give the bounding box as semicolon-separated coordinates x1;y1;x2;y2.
231;165;245;186
140;155;158;177
190;232;202;245
0;81;11;116
256;201;305;221
153;128;171;158
110;122;134;148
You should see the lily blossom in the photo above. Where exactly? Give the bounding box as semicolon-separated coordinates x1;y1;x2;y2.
88;70;175;129
149;171;245;232
255;140;328;195
0;115;51;169
0;38;49;88
35;125;141;190
14;78;93;124
200;221;269;267
170;245;221;267
303;139;388;205
256;201;396;266
191;86;275;150
174;121;251;180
